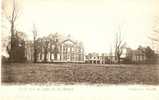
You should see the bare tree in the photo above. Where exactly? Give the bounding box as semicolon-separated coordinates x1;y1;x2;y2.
52;33;59;60
43;37;49;62
114;27;126;64
150;17;159;42
32;24;38;63
149;17;159;52
48;33;59;61
2;0;21;61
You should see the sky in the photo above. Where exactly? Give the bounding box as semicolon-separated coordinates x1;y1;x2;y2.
1;0;159;54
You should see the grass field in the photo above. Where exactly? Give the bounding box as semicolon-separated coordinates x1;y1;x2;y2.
1;63;159;85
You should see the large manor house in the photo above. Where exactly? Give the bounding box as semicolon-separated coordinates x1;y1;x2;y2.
9;32;157;64
25;33;85;63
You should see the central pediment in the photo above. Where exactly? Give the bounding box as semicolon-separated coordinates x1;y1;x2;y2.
62;39;75;45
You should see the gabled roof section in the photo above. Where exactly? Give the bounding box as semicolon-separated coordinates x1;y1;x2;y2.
62;39;76;44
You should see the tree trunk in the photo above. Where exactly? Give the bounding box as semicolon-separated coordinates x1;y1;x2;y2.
117;56;120;64
10;22;14;62
34;48;37;63
33;39;37;63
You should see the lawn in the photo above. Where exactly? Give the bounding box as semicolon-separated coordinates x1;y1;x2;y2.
1;63;159;85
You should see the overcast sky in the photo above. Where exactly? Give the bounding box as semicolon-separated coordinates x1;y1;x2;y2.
2;0;159;53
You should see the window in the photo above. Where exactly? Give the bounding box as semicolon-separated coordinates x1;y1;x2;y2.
68;48;70;52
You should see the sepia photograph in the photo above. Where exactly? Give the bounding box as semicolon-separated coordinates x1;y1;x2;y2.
1;0;159;99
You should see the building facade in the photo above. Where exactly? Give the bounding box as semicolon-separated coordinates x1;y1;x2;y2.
125;48;147;63
25;34;85;63
85;53;116;64
25;41;34;62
